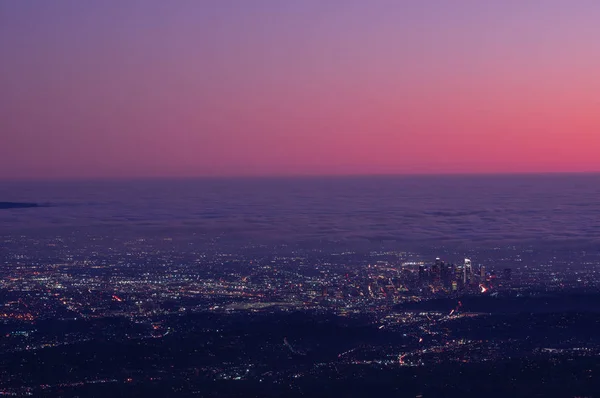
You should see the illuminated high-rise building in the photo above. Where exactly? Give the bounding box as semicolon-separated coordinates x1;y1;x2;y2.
455;262;463;286
441;261;450;286
418;264;426;283
431;258;441;283
480;265;486;280
463;258;472;285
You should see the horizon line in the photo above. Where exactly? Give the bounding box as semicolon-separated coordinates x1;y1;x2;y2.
1;170;600;183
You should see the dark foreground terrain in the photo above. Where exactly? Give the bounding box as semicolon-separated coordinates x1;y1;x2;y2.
2;292;600;397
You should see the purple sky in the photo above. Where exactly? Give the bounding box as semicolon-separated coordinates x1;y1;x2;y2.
2;1;600;179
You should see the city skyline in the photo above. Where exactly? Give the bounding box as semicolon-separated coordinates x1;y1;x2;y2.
2;1;600;179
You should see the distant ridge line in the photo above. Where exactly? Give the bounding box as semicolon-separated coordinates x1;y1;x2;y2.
0;202;40;209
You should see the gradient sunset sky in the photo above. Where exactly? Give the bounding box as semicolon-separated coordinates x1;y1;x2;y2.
2;1;600;179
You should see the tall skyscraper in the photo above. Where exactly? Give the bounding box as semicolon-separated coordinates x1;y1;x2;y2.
480;265;486;280
431;258;441;283
463;259;472;285
441;261;450;286
455;262;463;287
418;264;426;283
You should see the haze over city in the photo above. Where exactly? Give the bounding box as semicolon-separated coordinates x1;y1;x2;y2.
2;1;600;179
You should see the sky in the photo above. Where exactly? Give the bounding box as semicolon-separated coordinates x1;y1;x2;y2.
1;0;600;179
